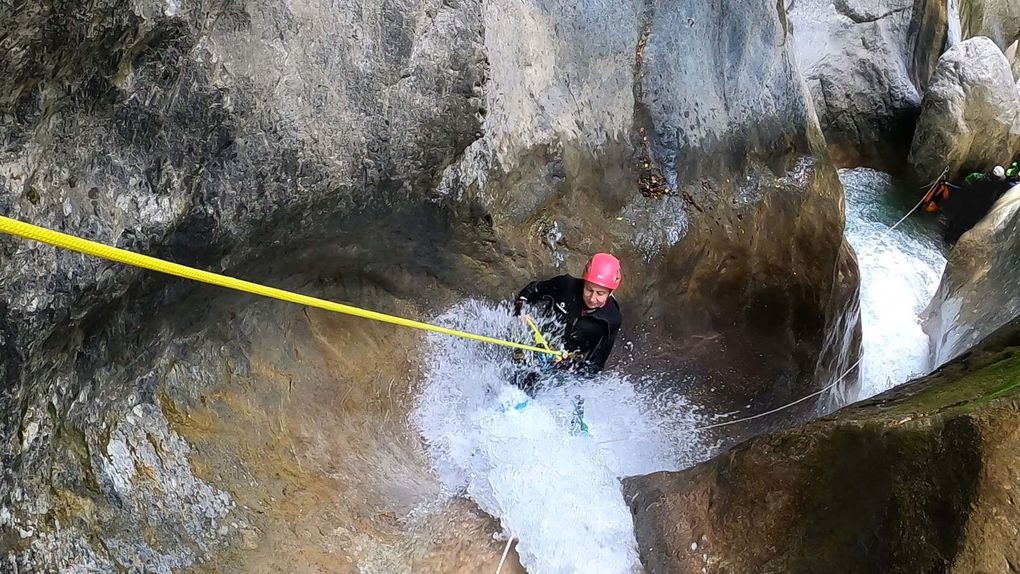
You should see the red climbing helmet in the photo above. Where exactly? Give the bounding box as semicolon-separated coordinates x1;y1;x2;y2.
582;253;622;290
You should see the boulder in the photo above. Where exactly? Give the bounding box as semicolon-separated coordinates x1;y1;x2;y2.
625;316;1020;574
959;0;1020;50
924;184;1020;366
907;36;1020;184
788;0;950;169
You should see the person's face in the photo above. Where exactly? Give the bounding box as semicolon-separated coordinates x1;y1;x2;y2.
583;281;612;309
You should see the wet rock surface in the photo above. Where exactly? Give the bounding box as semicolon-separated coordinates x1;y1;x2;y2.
630;0;859;422
925;184;1020;367
626;316;1020;574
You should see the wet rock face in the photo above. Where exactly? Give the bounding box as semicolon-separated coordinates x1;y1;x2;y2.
908;36;1020;184
632;0;859;413
924;185;1020;366
788;0;949;170
0;0;488;356
625;317;1020;574
2;278;527;573
17;404;235;572
0;0;858;571
0;1;496;570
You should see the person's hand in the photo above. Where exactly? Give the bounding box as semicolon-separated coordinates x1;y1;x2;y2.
552;352;575;370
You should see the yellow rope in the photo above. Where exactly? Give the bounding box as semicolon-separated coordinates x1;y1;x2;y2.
523;316;553;352
0;215;561;356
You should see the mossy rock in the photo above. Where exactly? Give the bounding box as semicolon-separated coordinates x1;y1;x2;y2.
626;317;1020;574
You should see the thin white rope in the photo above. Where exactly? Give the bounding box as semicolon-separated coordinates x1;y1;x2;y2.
495;534;515;574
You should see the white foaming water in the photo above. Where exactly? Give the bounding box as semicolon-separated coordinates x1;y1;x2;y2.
413;300;703;574
841;168;947;400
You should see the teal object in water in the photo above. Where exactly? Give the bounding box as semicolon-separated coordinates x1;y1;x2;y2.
570;395;589;436
573;419;589;436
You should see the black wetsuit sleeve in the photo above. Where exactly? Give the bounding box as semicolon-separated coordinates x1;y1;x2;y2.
517;276;560;301
579;320;620;373
515;275;569;315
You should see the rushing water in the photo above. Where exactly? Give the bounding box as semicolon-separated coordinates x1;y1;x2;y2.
413;300;703;574
841;168;948;400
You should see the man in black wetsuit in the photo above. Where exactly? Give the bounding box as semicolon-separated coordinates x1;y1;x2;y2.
513;253;623;377
931;165;1015;243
